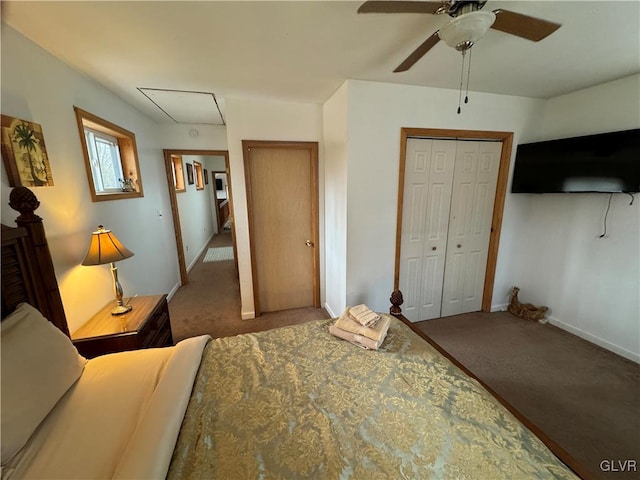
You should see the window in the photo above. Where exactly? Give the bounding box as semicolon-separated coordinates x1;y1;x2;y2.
84;129;124;193
194;161;204;190
171;155;186;192
74;106;143;201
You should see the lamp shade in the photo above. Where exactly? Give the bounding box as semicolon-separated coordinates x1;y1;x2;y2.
82;225;134;266
438;11;496;50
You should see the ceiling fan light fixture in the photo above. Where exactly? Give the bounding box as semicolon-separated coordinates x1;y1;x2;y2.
438;11;496;51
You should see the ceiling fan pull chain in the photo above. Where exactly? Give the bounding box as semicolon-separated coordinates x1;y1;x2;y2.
464;47;473;105
457;50;466;114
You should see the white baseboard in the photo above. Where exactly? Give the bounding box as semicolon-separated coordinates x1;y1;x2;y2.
546;315;639;364
167;282;181;301
493;303;638;363
186;233;215;273
491;303;508;312
324;303;337;318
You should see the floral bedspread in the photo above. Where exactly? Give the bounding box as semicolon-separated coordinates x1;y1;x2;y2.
167;317;578;479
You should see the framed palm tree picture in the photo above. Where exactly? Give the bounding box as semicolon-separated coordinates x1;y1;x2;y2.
1;115;55;187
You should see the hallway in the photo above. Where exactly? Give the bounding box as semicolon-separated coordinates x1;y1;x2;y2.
168;232;329;342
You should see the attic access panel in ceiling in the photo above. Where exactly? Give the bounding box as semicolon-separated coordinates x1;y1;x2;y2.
138;88;225;125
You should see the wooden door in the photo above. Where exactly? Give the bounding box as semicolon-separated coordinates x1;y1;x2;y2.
399;138;456;321
213;171;228;233
441;141;502;317
244;141;319;314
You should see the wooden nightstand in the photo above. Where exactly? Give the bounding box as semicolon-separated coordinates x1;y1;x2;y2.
72;294;174;358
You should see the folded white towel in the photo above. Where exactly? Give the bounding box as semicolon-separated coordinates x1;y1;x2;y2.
335;309;391;342
348;304;381;327
329;325;386;350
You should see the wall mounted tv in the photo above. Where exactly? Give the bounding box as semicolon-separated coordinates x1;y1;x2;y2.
511;129;639;193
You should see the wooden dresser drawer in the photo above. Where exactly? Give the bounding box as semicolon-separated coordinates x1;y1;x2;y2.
138;302;172;348
72;294;174;358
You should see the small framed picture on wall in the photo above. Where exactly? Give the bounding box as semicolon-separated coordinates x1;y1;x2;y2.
186;163;194;185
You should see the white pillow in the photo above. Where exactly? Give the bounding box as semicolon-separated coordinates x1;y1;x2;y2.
1;303;86;464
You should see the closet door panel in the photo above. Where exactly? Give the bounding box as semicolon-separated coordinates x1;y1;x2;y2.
399;139;431;322
421;255;441;314
442;141;502;316
461;143;502;313
402;185;428;319
442;143;478;316
400;138;455;321
401;257;422;320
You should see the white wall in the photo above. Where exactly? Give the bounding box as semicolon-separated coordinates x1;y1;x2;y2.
156;123;228;151
332;79;546;317
178;155;217;270
224;97;324;319
0;26;178;332
535;75;640;141
504;74;640;362
322;82;349;317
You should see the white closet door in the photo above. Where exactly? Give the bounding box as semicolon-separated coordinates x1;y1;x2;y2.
441;141;502;317
399;138;456;322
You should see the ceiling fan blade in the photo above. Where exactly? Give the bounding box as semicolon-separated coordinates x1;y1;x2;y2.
394;31;441;72
491;9;561;42
358;1;444;14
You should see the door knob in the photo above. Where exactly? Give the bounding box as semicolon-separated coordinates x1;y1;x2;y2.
457;244;462;248
432;246;437;251
306;240;314;247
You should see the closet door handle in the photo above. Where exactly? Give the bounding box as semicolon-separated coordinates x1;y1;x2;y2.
432;246;437;251
457;244;462;248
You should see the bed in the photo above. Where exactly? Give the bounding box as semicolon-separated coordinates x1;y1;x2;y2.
1;187;589;479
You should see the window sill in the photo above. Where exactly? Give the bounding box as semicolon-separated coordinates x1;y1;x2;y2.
93;191;143;202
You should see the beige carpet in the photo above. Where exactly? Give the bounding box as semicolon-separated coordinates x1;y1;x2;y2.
415;311;640;480
168;232;329;342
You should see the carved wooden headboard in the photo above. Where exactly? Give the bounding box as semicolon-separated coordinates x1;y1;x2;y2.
1;187;69;336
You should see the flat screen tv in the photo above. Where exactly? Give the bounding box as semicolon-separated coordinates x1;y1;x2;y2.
511;129;639;193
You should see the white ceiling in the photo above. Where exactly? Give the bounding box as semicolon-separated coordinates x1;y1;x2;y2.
3;1;639;124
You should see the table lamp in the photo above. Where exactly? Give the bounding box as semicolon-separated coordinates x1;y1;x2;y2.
82;225;134;315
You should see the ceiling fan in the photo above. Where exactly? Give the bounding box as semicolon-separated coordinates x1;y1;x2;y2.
358;0;561;73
